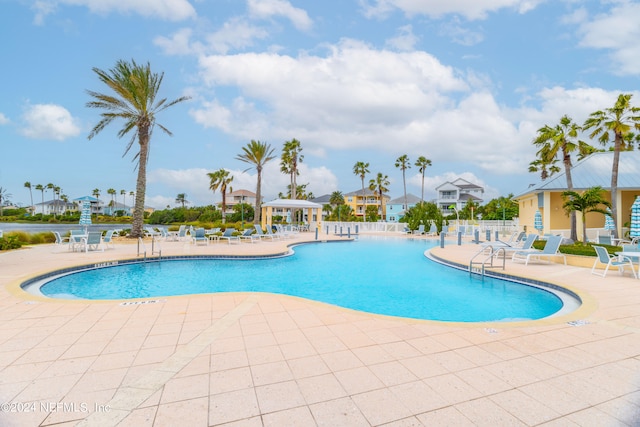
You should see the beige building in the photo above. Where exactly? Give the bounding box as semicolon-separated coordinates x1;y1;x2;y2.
514;151;640;240
343;189;390;220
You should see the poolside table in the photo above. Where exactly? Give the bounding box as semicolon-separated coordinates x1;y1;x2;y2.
615;251;640;279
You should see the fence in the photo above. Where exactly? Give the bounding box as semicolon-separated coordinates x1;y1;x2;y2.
322;220;519;236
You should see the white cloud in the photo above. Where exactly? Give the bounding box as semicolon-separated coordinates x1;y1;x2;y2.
20;103;81;141
247;0;313;31
385;25;419;51
359;0;544;21
439;17;484;46
0;112;9;125
37;0;195;23
575;2;640;75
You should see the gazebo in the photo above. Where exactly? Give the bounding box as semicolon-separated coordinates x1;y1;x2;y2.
261;199;323;230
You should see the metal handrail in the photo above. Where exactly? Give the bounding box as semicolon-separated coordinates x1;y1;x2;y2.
469;245;506;277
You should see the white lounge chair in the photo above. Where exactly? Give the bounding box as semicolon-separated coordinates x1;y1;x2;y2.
512;235;566;266
220;228;240;244
102;230;116;249
192;227;209;246
239;228;260;243
254;224;275;240
591;245;637;278
412;224;425;235
83;232;104;252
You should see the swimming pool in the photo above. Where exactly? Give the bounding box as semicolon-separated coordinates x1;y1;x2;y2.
33;237;568;322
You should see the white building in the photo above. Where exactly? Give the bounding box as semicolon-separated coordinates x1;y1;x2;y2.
435;178;484;215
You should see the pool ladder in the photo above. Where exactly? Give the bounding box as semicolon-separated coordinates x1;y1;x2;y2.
137;236;162;261
469;245;506;277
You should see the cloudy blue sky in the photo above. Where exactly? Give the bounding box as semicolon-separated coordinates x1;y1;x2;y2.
2;0;639;209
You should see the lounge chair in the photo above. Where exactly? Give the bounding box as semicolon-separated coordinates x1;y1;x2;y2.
254;224;275;240
102;230;116;249
83;232;104;252
239;228;260;243
591;245;637;278
412;224;425;235
266;226;282;240
402;225;411;234
70;229;86;252
487;233;537;256
220;228;240;244
191;227;209;246
52;231;71;251
597;234;613;245
425;223;438;236
512;235;566;266
276;224;295;238
145;227;161;238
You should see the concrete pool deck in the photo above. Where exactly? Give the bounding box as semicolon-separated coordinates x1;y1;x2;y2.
0;232;639;426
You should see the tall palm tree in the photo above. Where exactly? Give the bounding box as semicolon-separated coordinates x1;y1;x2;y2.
175;193;189;208
395;154;410;213
329;190;344;221
35;184;44;219
533;115;585;242
120;189;126;209
46;183;55;217
561;187;611;243
414;156;432;203
24;182;34;213
107;188;116;215
129;191;135;209
583;94;640;240
53;186;62;217
87;59;190;238
0;187;11;217
236;140;276;224
280;138;303;200
369;172;390;221
207;169;234;223
92;188;101;199
353;161;370;219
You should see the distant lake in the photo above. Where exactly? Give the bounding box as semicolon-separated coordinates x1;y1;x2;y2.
0;222;133;234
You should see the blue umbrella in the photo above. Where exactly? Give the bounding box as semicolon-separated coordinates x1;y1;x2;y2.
604;207;615;231
79;200;92;232
630;197;640;238
534;210;543;232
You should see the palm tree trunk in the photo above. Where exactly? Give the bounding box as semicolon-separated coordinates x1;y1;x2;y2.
131;132;149;238
421;172;425;203
563;150;578;242
221;192;227;224
611;136;621;240
361;180;365;220
254;167;262;224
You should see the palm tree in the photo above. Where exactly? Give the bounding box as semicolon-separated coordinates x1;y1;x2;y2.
129;191;135;209
120;189;126;209
528;156;561;180
583;94;640;239
46;183;55;217
414;156;432;203
87;59;190;238
175;193;189;208
107;188;116;215
92;188;101;199
35;184;44;218
395;154;410;213
53;186;61;217
280;139;303;200
533;115;585;242
561;187;611;243
0;187;11;217
369;172;390;220
353;161;370;219
207;169;234;223
236;140;276;224
329;190;344;221
24;182;34;213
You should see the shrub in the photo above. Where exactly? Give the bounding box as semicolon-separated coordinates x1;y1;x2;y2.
0;235;21;250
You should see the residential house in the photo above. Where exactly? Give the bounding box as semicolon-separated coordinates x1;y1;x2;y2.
386;193;421;223
310;194;332;221
435;178;484;215
514;150;640;240
224;189;257;215
73;196;104;215
344;189;390;220
34;199;76;215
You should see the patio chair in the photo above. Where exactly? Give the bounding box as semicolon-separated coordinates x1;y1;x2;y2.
276;224;295;238
591;246;637;278
173;225;188;241
239;228;260;243
52;231;71;251
84;232;104;252
102;230;116;249
220;228;240;244
412;224;425;235
69;229;86;252
597;234;613;245
512;235;566;266
254;224;275;240
425;223;438;237
266;226;283;240
191;227;209;246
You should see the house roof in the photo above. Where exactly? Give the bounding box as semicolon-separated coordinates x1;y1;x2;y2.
388;193;421;204
228;189;256;197
74;196;99;202
435;178;483;191
262;199;323;209
459;193;483;202
311;194;332;204
515;150;640;198
344;188;390;198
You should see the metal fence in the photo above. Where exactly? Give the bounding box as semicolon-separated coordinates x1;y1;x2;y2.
322;220;519;235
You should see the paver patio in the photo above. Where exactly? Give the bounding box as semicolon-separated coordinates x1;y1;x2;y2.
0;232;639;426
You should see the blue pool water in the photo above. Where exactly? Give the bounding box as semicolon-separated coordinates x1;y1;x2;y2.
38;237;564;322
